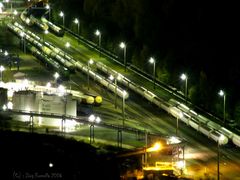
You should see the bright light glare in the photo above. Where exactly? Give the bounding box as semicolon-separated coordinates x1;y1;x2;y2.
218;134;227;145
65;120;78;132
180;73;187;81
7;101;13;109
49;162;53;168
95;117;101;123
176;160;185;169
59;11;64;17
0;65;5;72
122;90;127;97
26;18;30;24
146;142;161;152
88;59;94;64
95;29;100;36
58;85;65;95
219;90;224;96
65;42;70;48
7;89;14;98
74;18;78;24
54;72;59;80
2;105;7;111
179;112;183;118
88;114;95;122
13;9;18;15
46;82;51;88
109;75;114;81
23;79;29;87
149;57;155;64
119;42;126;49
167;136;181;144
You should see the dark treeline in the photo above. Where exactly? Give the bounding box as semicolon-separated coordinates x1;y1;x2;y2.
50;0;240;124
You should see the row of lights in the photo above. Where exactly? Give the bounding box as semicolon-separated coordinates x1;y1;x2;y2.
58;11;128;71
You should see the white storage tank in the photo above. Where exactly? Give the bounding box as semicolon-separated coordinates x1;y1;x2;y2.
38;93;76;116
12;90;38;112
37;93;77;129
12;90;38;122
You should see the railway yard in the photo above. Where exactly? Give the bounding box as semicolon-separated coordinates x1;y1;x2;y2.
0;1;240;179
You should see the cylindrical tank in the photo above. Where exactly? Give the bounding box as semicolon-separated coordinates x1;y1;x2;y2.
12;90;38;111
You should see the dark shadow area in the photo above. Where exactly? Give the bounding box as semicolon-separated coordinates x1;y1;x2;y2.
0;129;120;180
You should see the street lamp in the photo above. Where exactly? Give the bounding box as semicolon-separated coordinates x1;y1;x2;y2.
87;59;94;90
119;42;127;72
109;74;122;109
65;42;70;48
88;114;101;144
95;29;101;56
0;65;5;81
122;90;127;126
149;57;156;89
95;30;101;46
43;30;48;41
54;72;59;84
218;90;226;124
13;9;17;16
59;11;64;28
74;18;80;35
45;4;51;21
20;31;26;53
180;73;188;100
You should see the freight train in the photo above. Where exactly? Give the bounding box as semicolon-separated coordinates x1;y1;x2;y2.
41;17;65;37
94;61;240;147
12;21;129;99
9;22;237;147
27;45;70;80
20;9;64;37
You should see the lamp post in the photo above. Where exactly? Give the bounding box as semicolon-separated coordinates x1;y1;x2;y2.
109;74;122;109
88;114;101;144
20;31;26;53
119;42;127;72
176;112;183;136
65;42;70;48
95;30;101;47
87;59;94;90
149;57;156;89
74;18;80;35
54;72;59;85
145;142;162;167
45;4;51;21
95;29;101;56
218;90;226;124
59;11;64;28
217;135;225;180
180;73;188;100
43;30;48;42
13;9;17;17
5;0;12;12
122;90;127;126
0;65;5;81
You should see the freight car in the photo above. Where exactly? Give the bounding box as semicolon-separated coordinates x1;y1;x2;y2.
94;61;233;146
41;17;65;37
